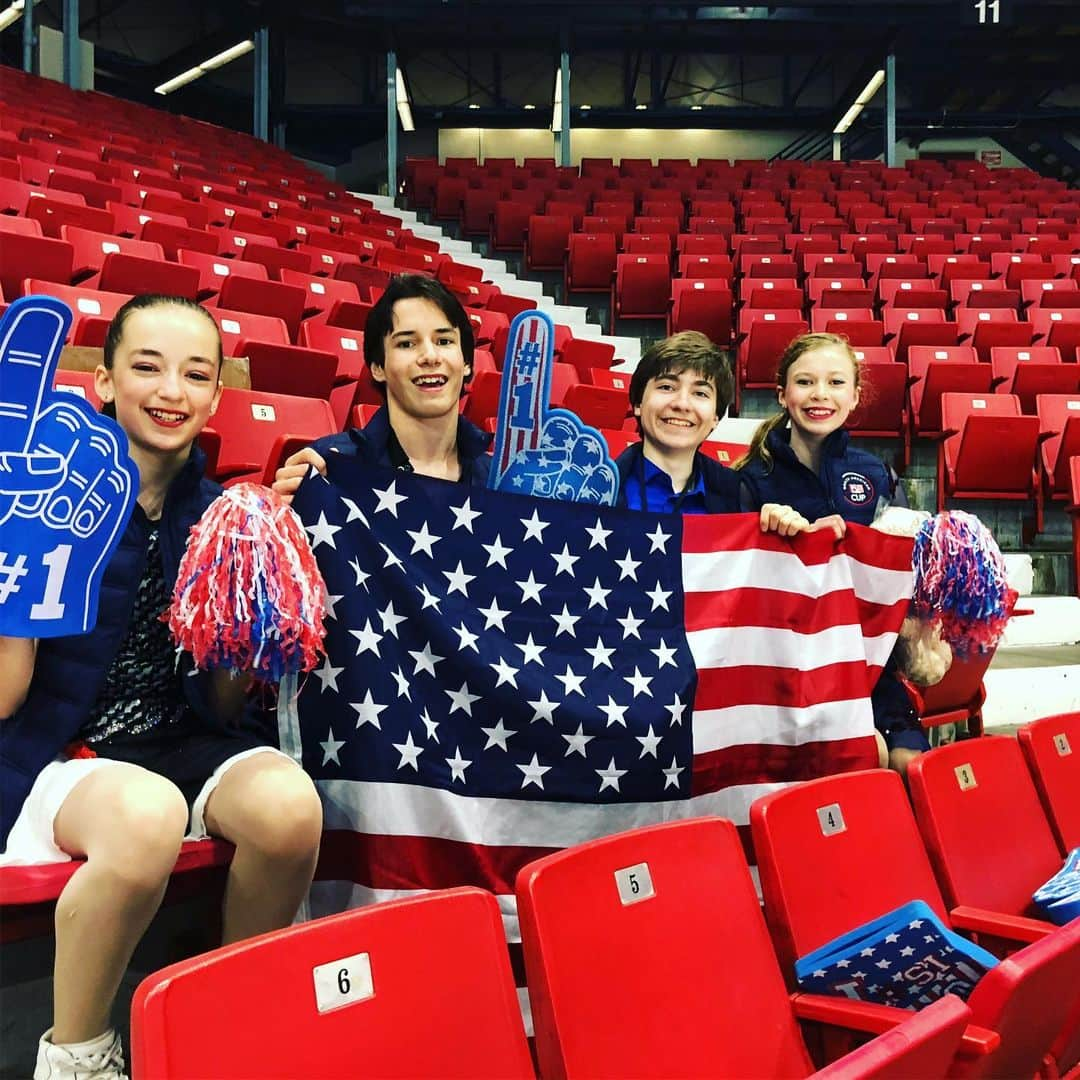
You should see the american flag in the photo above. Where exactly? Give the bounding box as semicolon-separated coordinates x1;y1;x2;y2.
279;455;914;935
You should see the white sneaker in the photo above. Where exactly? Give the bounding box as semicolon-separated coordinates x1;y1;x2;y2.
34;1027;128;1080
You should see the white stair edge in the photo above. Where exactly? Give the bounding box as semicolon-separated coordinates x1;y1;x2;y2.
982;662;1080;731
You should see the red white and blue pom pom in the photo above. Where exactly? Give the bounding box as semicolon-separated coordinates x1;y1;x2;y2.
911;510;1016;658
168;483;328;680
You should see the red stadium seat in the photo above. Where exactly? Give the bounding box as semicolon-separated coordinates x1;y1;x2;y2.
132;888;532;1080
668;278;733;345
24;279;130;344
178;249;270;301
907;738;1064;924
559;337;616;380
525;214;573;272
846;359;910;469
490;200;531;252
1031;308;1080;363
0;839;233;947
142;219;218;261
0;233;73;300
883;309;958;365
214;274;307;343
560;383;629;429
53;368;102;409
240;242;316;280
298;321;365;382
907;345;989;439
938;392;1042;521
236;340;338;403
518;817;977;1080
279;269;361;317
212;307;290;357
60;225;164;282
0;214;42;238
1017;712;1080;853
610;253;671;332
751;769;1080;1079
955;309;1034;363
989;345;1078;413
96;252;200;300
1036;393;1080;501
206;387;336;481
26;196;114;239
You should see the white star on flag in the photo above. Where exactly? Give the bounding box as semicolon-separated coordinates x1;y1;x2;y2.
449;498;481;532
517;753;552;790
636;725;662;758
582;577;612;610
596;757;628;793
319;727;346;765
481;719;516;751
443;561;475;597
482;534;513;568
562;723;594;758
516;634;546;665
645;581;673;611
515;570;546;604
445;681;481;716
490;656;520;688
350;620;383;656
585;517;612;549
406;521;441;556
598;696;629;727
393;732;423;770
550;543;580;576
306;512;341;550
520;509;550;542
454;623;480;653
372;479;408;517
351;690;388;730
314;657;344;693
646;523;671;553
446;746;471;782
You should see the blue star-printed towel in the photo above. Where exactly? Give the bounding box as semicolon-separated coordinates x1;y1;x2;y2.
1034;847;1080;926
795;899;998;1008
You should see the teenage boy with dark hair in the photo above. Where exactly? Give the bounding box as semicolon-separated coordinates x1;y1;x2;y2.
273;273;491;499
618;331;816;536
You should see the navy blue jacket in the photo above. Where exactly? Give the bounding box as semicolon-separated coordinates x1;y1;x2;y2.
313;407;493;486
615;444;747;514
739;426;904;526
1;447;226;847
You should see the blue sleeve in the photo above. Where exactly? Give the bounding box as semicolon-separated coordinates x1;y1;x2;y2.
871;666;930;753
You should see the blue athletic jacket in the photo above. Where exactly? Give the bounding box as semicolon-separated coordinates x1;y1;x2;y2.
313;407;493;486
739;425;904;526
1;447;224;848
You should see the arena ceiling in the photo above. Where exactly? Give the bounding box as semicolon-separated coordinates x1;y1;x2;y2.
4;0;1078;164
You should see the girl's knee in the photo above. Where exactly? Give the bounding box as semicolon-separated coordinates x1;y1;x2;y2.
96;774;188;884
243;767;322;861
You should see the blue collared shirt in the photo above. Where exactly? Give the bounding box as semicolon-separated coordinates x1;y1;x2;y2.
622;454;708;515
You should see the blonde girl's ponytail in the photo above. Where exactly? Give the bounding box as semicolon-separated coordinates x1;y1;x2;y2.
732;410;787;472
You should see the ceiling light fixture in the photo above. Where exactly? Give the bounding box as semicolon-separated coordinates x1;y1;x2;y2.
155;38;254;95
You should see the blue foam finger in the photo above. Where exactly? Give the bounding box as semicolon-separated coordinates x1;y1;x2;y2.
488;309;618;506
0;298;138;638
0;296;71;458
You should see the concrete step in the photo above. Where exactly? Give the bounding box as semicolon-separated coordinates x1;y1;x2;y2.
1001;595;1080;647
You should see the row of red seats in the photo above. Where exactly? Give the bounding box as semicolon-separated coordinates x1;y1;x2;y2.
406;154;1067;212
120;712;1080;1077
